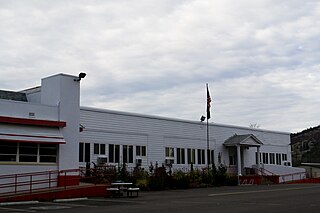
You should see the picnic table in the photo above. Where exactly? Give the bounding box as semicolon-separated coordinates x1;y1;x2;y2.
107;181;140;197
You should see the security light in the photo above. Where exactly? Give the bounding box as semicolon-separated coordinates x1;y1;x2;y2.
74;72;87;81
200;115;206;122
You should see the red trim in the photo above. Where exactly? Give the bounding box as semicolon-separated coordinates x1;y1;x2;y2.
0;116;66;127
58;175;80;187
0;139;65;144
0;133;64;140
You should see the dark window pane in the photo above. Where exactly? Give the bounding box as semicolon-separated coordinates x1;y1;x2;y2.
181;149;185;164
0;142;17;154
123;145;128;163
39;145;57;155
129;146;133;163
115;145;120;163
79;143;84;162
142;146;146;156
20;143;37;155
84;143;90;162
109;144;114;162
94;143;99;154
0;155;16;162
100;144;106;155
20;155;37;162
40;156;56;163
136;146;141;156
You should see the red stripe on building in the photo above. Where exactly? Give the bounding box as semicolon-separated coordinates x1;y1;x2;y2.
0;133;64;140
0;116;66;127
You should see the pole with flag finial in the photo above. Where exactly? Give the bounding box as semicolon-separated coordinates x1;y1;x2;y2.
206;83;212;168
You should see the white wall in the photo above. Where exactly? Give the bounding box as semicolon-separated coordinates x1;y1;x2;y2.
41;74;81;171
79;107;292;171
0;99;59;120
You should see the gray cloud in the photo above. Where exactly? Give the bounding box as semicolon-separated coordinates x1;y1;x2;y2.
0;0;319;132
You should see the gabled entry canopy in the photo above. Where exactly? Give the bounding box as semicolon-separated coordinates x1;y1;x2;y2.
223;134;263;147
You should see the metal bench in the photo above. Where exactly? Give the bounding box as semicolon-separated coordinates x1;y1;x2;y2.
107;187;120;197
126;187;140;197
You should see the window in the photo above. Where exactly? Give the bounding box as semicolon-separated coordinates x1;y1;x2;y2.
276;153;281;165
208;150;214;165
109;144;120;163
269;153;275;164
93;143;106;155
0;142;17;162
142;146;146;156
79;143;84;162
19;143;38;162
210;150;214;164
187;148;195;164
229;155;236;165
79;142;90;162
85;143;90;162
136;146;147;157
39;144;57;163
165;147;174;158
165;147;175;164
123;145;133;163
176;148;185;164
100;144;106;155
282;153;287;161
197;149;205;165
94;143;99;154
262;153;269;164
0;142;57;163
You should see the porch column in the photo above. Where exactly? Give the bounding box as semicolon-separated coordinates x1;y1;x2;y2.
237;145;242;176
257;146;260;175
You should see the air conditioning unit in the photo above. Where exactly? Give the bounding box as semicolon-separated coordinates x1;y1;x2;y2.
165;159;174;165
136;159;142;166
97;155;107;165
284;162;291;166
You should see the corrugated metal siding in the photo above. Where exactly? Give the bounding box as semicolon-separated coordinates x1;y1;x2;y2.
79;107;291;169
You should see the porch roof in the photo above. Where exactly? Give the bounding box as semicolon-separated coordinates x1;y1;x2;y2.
223;134;263;147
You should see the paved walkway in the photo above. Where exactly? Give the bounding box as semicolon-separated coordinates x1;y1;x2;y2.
1;184;320;213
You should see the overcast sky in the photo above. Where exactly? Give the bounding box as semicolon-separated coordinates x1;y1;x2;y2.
0;0;319;133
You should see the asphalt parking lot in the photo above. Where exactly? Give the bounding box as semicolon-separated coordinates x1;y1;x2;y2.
1;184;320;213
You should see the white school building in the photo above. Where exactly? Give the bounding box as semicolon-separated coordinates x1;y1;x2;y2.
0;73;304;187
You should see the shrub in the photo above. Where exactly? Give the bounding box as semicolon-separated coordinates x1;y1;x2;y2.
148;166;167;190
173;170;190;189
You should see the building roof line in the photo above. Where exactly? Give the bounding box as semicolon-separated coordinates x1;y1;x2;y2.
80;106;290;135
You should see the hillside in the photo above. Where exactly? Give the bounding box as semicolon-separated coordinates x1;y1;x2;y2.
291;125;320;166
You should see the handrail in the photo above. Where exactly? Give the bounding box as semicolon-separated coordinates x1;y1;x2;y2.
0;166;116;199
0;168;85;198
258;167;277;176
280;171;307;183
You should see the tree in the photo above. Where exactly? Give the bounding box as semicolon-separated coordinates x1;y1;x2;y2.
249;123;260;129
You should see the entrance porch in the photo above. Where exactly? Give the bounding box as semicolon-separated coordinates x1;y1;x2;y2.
223;134;263;176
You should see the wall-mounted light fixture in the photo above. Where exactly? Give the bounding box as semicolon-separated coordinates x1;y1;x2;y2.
74;72;87;81
200;115;206;122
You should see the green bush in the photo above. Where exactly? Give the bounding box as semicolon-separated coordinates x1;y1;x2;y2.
224;174;238;186
188;169;202;188
148;166;167;190
173;170;190;189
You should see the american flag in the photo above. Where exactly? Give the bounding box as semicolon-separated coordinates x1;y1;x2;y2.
206;84;211;120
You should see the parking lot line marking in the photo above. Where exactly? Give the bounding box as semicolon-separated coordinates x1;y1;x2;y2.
208;185;320;197
0;206;36;212
0;201;39;206
90;198;147;204
41;201;95;208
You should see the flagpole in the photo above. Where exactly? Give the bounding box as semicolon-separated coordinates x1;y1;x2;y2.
206;83;210;169
207;111;209;169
